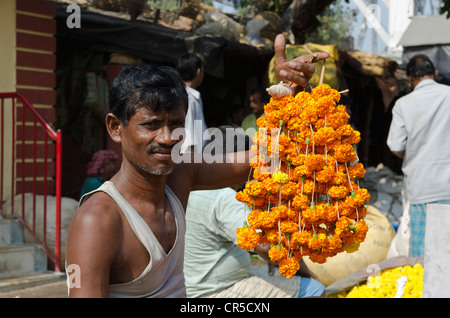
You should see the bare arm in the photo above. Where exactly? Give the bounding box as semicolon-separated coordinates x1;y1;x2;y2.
65;194;121;297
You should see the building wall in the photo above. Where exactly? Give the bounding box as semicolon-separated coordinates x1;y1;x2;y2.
0;0;17;204
0;0;56;204
15;0;57;194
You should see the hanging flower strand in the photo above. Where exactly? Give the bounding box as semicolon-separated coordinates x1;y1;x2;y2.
236;61;370;278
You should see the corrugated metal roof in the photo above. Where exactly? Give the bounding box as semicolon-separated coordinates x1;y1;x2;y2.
399;14;450;47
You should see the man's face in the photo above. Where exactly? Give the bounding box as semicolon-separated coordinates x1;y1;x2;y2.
249;92;264;116
120;103;186;176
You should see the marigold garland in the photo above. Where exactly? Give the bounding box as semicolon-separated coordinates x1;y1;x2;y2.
236;83;370;278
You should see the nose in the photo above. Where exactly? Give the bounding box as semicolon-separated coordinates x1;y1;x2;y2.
156;124;177;147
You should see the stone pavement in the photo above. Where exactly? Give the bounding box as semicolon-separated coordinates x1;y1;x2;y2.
0;272;67;298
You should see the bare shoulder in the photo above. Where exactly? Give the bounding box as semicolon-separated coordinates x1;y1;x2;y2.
69;192;122;235
66;191;122;263
66;192;122;297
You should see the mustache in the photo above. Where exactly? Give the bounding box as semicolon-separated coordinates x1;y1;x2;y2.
147;144;174;154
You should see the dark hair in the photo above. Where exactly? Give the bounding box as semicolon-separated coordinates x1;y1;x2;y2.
108;64;188;126
406;54;436;79
176;53;203;82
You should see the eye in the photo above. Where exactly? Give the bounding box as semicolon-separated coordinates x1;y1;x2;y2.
142;120;161;130
169;119;184;129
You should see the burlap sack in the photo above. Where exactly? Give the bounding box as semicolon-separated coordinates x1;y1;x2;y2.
303;205;396;286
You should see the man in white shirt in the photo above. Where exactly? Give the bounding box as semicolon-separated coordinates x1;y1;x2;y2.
176;53;210;154
387;54;450;257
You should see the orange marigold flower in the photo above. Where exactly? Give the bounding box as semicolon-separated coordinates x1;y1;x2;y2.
308;250;328;264
292;194;310;210
264;228;280;243
253;166;271;181
335;216;352;236
236;226;261;251
256;116;267;129
247;209;264;228
311;84;340;102
336;124;354;137
327;109;349;129
235;190;251;205
325;204;338;223
304;154;326;172
291;153;306;166
316;165;335;183
281;182;297;198
245;180;266;198
328;234;343;251
298;230;312;245
290;231;303;247
334;144;357;163
271;205;289;219
303;206;320;223
347;163;366;180
287;116;304;132
287;207;300;222
280;220;299;234
263;177;280;194
308;233;324;250
314;126;339;146
278;257;300;278
346;129;361;145
355;188;371;204
355;220;369;242
345;188;371;208
260;211;278;228
268;243;288;262
292;165;309;181
328;185;349;199
301;179;315;195
333;169;347;185
248;209;276;228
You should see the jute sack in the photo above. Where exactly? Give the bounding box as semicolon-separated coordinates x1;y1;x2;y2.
303;205;396;286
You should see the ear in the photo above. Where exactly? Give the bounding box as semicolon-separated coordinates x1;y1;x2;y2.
105;113;122;144
195;67;202;77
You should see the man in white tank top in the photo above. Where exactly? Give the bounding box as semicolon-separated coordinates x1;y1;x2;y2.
65;35;329;297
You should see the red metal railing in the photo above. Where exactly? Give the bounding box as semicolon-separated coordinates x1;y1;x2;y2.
0;92;62;272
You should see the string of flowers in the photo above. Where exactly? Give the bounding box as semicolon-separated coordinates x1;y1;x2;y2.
236;79;370;278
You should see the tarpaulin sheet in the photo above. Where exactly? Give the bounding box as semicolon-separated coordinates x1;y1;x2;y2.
56;6;229;77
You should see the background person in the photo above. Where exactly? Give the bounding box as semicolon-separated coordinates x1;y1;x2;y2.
241;87;270;139
176;53;210;154
387;54;450;257
79;149;118;198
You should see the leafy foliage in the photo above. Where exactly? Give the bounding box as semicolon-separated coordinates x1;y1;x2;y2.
305;0;356;45
441;0;450;18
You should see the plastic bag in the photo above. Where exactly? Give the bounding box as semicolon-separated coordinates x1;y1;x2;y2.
196;11;243;42
244;18;269;47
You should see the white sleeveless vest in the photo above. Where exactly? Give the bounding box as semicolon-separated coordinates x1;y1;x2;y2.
79;181;186;298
